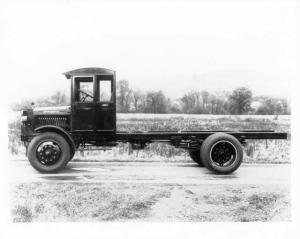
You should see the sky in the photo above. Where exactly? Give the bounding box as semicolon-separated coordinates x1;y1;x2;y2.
1;0;299;104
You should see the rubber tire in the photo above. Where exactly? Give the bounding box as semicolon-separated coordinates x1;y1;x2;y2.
27;132;71;173
200;133;243;174
188;150;204;167
69;147;76;162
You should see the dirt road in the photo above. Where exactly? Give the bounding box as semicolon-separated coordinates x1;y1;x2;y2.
10;161;290;185
10;161;290;222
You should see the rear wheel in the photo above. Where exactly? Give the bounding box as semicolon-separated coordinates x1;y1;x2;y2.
27;132;71;173
188;149;204;167
200;133;243;174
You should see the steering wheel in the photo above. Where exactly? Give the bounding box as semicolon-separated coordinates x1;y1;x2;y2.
78;89;93;102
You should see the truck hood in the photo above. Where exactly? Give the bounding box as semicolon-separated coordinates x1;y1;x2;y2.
33;106;71;115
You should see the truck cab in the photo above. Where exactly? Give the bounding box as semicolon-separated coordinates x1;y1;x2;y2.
21;67;117;145
65;67;116;133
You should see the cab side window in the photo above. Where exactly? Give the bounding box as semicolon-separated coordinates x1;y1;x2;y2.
98;80;112;102
74;77;94;103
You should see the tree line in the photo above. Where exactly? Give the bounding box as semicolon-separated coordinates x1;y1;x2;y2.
116;80;290;115
12;80;290;115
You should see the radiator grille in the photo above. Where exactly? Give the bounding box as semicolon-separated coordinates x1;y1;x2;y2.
36;116;69;128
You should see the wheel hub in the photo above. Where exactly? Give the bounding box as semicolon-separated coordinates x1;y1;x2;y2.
36;141;61;165
210;141;237;167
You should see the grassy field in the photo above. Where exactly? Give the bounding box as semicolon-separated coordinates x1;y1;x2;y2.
8;113;290;163
11;182;290;222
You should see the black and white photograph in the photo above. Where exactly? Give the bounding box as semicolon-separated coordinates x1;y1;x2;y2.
1;0;299;238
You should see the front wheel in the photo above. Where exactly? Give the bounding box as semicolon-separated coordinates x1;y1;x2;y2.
27;132;71;173
200;133;243;174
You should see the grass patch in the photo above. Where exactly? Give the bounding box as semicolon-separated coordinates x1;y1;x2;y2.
184;186;289;222
11;183;171;222
12;205;33;222
11;183;290;222
233;192;282;221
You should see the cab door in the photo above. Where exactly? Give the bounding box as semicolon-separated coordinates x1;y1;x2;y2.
71;76;95;131
94;75;116;132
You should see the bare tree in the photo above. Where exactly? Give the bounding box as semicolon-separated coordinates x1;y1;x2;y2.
229;87;253;114
180;92;195;113
180;91;202;113
201;91;209;112
145;91;168;113
255;97;289;115
209;94;217;114
117;80;132;112
132;89;145;112
50;91;68;105
281;99;290;115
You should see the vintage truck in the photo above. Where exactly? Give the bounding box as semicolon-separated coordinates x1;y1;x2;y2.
20;67;287;174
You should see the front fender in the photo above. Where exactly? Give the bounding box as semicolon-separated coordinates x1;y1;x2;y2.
34;125;76;157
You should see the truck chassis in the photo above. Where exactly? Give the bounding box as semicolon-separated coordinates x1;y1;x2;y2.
21;68;287;174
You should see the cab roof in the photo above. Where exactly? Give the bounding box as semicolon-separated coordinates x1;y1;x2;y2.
63;67;115;79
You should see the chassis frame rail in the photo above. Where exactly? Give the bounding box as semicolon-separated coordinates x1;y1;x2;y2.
115;131;287;141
